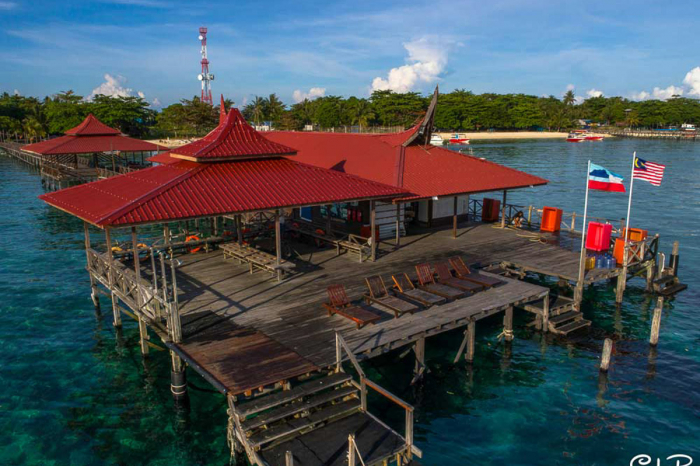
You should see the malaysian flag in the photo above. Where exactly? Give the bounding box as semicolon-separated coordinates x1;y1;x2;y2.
633;157;665;186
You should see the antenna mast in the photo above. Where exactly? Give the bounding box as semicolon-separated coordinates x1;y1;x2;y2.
197;27;214;105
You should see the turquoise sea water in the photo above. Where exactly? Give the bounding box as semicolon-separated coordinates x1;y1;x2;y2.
1;138;699;466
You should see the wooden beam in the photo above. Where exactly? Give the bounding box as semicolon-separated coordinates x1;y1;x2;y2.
500;190;507;228
453;196;458;239
131;227;147;357
503;306;514;342
395;203;401;248
275;209;282;282
236;214;243;245
325;205;332;235
105;227;121;328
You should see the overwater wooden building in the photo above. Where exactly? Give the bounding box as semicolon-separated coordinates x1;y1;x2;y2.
37;92;666;466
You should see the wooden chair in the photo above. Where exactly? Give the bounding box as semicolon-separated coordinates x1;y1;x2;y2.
323;285;381;329
448;256;504;288
364;276;419;318
433;262;484;293
414;263;466;300
391;273;446;307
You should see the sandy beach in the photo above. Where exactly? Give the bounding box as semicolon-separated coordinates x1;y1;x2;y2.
437;131;569;140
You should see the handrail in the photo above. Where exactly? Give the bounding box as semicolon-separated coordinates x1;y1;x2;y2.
363;379;414;412
335;333;365;378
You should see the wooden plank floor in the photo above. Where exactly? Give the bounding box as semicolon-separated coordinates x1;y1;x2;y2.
166;223;571;395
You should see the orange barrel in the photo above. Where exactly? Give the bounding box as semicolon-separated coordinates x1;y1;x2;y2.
540;206;563;232
613;237;641;266
621;227;648;241
585;222;613;251
482;198;501;222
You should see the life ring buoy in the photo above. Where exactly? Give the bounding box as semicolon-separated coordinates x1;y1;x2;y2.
185;235;201;253
111;246;123;253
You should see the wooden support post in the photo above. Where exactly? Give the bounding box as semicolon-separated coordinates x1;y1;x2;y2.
570;212;576;232
347;435;357;466
542;292;550;333
411;338;426;384
646;261;655;292
131;227;147;357
503;306;514;341
669;240;680;277
395;203;401;248
170;350;188;402
454;321;477;363
452;196;458;238
370;200;377;262
600;338;613;372
275;209;282;282
615;259;627;305
527;205;533;227
84;223;100;313
650;296;664;346
500;190;507;228
325;205;332;235
236;214;243;245
285;451;294;466
105;228;121;328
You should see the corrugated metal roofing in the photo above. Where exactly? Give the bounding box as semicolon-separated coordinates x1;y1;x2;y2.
39;158;408;227
65;114;121;135
170;108;297;162
22;134;165;155
264;131;548;201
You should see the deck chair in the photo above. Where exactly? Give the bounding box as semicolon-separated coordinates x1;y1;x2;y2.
414;263;466;300
448;256;504;287
323;285;381;329
433;262;484;293
391;273;446;307
364;276;419;318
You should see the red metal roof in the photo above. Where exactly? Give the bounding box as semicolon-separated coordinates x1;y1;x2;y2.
263;131;548;201
170;108;296;162
65;114;122;136
22;134;165;155
39;158;408;227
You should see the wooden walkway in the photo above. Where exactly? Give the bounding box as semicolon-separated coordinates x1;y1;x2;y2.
165;223;581;395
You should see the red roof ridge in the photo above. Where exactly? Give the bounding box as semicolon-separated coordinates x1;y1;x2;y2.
65;114;121;136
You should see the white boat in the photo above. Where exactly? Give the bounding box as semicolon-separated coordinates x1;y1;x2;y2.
430;134;444;145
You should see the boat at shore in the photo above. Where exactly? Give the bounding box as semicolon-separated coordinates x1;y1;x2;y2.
585;135;604;141
567;132;586;142
448;133;470;145
430;133;444;145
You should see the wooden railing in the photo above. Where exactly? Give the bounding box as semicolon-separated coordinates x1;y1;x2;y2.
335;333;421;461
86;248;182;342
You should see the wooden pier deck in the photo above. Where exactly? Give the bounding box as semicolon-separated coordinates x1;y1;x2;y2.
161;223;611;395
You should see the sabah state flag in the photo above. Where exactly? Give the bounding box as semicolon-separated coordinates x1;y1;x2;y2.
588;163;626;192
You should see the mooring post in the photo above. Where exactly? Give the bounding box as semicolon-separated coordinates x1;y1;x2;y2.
600;338;613;372
650;296;664;346
84;223;101;313
105;228;121;328
503;306;514;342
669;240;680;277
170;350;188;403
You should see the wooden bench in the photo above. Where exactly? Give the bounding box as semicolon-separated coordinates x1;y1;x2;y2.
221;242;295;279
323;285;381;329
288;221;371;262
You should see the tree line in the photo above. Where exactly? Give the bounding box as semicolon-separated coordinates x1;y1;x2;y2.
2;88;700;141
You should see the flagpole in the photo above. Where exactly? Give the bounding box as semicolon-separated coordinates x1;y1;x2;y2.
624;151;636;242
577;160;592;293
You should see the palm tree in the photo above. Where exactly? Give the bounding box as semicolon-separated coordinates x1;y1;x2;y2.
627;112;640;129
352;99;375;130
265;93;285;125
563;90;576;107
251;96;266;125
23;117;45;142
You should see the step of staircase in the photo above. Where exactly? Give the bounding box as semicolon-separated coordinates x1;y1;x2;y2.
548;311;581;326
553;319;592;336
238;372;352;419
658;282;688;297
242;385;358;432
654;275;677;287
249;398;362;449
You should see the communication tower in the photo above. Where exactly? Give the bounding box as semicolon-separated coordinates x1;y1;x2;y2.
197;27;214;105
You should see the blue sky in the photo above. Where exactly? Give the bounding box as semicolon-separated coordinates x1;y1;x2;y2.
1;0;699;108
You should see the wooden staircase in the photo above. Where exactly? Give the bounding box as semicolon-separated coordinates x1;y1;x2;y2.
524;295;592;336
653;274;688;297
237;372;361;451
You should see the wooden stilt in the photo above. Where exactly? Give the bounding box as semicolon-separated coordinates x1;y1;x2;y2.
370;200;377;262
131;227;147;357
600;338;613;372
411;338;426;384
454;321;476;364
236;214;243;245
615;270;626;304
503;306;514;341
542;291;550;333
650;296;663;346
105;228;121;328
646;261;655;292
84;223;101;313
325;205;332;235
170;350;188;402
139;318;149;356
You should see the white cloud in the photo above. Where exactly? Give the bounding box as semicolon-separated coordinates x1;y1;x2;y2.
371;36;449;93
683;67;700;97
630;90;650;101
152;98;161;107
89;74;134;100
292;87;326;103
586;89;603;98
632;85;683;101
566;84;575;91
13;89;19;96
137;91;145;99
0;2;17;10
